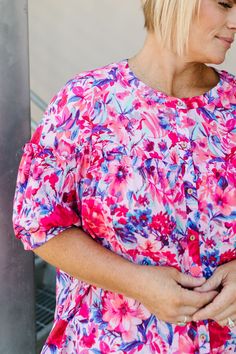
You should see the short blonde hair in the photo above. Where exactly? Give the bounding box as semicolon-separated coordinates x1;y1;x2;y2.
142;0;201;56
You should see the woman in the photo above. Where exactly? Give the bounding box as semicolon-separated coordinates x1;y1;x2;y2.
13;0;236;352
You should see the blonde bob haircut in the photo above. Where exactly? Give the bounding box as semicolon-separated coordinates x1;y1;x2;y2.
142;0;201;56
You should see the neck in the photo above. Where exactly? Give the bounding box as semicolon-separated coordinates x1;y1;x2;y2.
128;32;219;98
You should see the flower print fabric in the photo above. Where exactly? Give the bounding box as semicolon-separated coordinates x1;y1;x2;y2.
13;59;236;353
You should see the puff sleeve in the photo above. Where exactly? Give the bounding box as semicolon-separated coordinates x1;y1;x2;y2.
12;79;92;250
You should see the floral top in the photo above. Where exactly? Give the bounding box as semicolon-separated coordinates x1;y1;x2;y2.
13;59;236;353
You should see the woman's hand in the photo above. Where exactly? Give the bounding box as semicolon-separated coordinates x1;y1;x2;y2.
192;260;236;327
136;265;218;325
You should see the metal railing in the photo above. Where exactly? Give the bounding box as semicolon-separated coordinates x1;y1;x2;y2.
30;90;56;353
30;89;47;131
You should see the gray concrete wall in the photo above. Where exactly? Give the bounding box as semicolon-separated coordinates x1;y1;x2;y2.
0;1;35;353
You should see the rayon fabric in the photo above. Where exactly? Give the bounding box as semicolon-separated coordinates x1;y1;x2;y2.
13;59;236;353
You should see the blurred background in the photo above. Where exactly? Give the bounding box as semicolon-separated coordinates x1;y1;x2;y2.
19;0;236;352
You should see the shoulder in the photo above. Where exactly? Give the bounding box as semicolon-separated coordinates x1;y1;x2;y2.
44;59;125;119
216;68;236;95
72;59;124;90
218;68;236;86
55;60;123;100
31;60;126;147
212;68;236;108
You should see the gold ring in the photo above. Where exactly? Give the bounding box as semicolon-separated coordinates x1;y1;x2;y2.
228;317;235;329
177;316;187;327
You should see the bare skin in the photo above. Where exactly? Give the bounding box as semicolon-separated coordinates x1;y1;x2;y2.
129;0;236;99
127;33;219;99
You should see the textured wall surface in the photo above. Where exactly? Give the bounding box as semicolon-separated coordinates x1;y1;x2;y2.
0;1;35;352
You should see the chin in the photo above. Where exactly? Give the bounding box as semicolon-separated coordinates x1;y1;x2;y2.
206;55;226;65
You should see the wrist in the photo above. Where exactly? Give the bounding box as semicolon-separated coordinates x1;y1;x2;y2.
126;263;150;301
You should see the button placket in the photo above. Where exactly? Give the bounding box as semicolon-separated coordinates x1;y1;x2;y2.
174;104;202;274
175;106;190;161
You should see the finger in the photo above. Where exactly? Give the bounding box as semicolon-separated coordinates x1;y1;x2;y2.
181;288;218;308
167;310;194;325
172;305;199;317
194;272;222;292
177;272;206;288
213;302;236;322
166;305;198;323
166;303;198;318
174;314;193;326
217;316;236;329
180;306;199;317
192;286;233;321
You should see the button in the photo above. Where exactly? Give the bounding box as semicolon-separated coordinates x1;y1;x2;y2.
177;101;186;108
190;235;196;241
180;141;187;149
187;188;193;195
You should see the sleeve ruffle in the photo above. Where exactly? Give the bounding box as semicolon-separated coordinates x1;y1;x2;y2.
13;79;93;250
12;141;82;250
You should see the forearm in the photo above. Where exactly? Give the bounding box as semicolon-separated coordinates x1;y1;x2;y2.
34;227;141;300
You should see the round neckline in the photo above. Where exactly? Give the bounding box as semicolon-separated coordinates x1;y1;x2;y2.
121;58;226;108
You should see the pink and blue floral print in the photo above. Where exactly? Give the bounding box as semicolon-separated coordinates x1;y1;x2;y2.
13;59;236;353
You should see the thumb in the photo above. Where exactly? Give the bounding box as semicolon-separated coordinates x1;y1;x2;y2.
177;272;206;288
194;272;222;292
